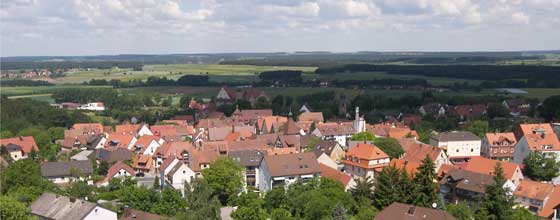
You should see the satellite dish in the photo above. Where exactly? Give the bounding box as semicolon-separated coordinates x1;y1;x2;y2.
432;202;438;208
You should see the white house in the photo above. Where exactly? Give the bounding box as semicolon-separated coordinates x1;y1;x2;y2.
30;193;117;220
258;152;321;192
430;131;481;162
99;162;136;186
159;157;196;192
78;102;105;111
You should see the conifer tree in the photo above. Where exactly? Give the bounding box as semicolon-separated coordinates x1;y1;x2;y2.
412;155;437;207
373;165;400;208
331;203;348;220
397;168;414;204
478;163;514;220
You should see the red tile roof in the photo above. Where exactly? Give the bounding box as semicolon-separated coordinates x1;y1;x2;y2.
319;164;353;186
344;143;389;169
72;123;104;133
538;185;560;218
105;161;136;180
463;157;520;180
514;179;554;201
298;112;324;123
0;136;39;154
105;134;135;149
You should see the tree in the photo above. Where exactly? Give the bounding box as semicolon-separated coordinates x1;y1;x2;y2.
1;159;52;199
153;175;160;190
397;168;414;204
264;187;287;211
97;161;110;176
373;165;401;208
412;155;438;207
478;163;515;220
374;138;404;159
350;132;375;141
511;208;539;220
487;103;509;119
0;130;14;138
255;97;271;109
178;179;221;220
466;120;489;138
47;127;65;140
67;180;93;199
541;95;560;120
446;202;474;220
270;208;294;220
201;157;244;204
523;151;560;181
0;195;33;220
331;203;348;220
349;176;374;201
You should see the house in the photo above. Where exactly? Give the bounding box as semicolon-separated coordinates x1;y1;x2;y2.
0;136;39;161
160;157;196;191
215;86;267;106
231;108;273;124
153;141;193;168
258;152;321;192
538;185;560;220
92;148;133;164
99;161;136;186
310;139;346;168
430;131;481;162
369;124;418;140
105;134;137;150
483;132;517;161
30;193;117;220
439;169;497;203
121;208;164;220
397;138;449;173
451;104;487;120
60;102;81;110
228;149;267;189
402;114;422;127
375;202;456;220
299;103;312;113
342;143;390;180
133;135;162;155
132;154;155;174
319;164;356;191
503;99;530;116
41;160;93;184
115;123;153;136
78;102;105;111
463;156;524;186
62;130;106;150
419;103;447;117
150;124;192;141
298;112;324;123
257;116;288;134
513;124;560;166
72;123;104;133
513;179;555;213
312;122;356;147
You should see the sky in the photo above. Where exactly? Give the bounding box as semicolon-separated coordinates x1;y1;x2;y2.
1;0;559;56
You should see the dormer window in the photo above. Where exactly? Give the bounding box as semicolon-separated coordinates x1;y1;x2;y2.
542;145;553;150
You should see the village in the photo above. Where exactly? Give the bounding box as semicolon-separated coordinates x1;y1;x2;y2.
1;86;560;220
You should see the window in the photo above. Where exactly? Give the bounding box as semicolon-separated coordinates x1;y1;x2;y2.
471;148;474;152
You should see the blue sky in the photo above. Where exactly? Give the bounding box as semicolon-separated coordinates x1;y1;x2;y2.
1;0;559;56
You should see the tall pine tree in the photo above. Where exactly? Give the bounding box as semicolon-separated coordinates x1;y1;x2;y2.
477;163;514;220
373;165;401;208
397;167;414;204
412;155;438;207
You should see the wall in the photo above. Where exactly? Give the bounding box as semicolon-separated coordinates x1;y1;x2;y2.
83;206;117;220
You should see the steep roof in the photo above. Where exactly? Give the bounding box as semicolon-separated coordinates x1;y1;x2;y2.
240;109;273;121
115;124;142;135
72;123;104;133
29;193;98;220
284;118;302;135
135;135;160;153
153;141;193;159
298;112;324;123
319;164;353;187
538;185;560;218
208;126;233;141
105;161;136;179
105;134;135;149
398;139;443;165
315;122;356;136
132;154;154;171
346;143;389;161
228;149;267;167
94;148;133;163
485;132;517;146
262;152;320;177
463;157;520;180
0;136;39;154
390;159;422;175
375;202;456;220
311;139;340;157
41;161;93;177
513;179;554;201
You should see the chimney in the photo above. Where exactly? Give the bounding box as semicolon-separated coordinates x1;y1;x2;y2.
407;206;416;215
19;136;24;141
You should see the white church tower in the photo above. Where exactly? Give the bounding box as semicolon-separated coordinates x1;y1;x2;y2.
353;107;365;133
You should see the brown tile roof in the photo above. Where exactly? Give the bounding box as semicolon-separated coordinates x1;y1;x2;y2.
390;159;422;175
440;169;494;194
0;136;39;154
298;112;324;123
240;109;273;121
398;139;442;164
283;118;302;135
209;126;233;141
153;141;193;159
315;122;356;136
257;116;288;133
262;152;320;177
451;104;487;117
105;161;136;180
319;164;352;186
375;202;456;220
132;154;154;172
134;135;160;153
72;123;104;133
463;157;520;180
514;179;554;201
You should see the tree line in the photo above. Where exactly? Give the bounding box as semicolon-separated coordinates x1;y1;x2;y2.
0;61;143;71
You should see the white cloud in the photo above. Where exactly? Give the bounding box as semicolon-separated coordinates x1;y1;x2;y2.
0;0;559;56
